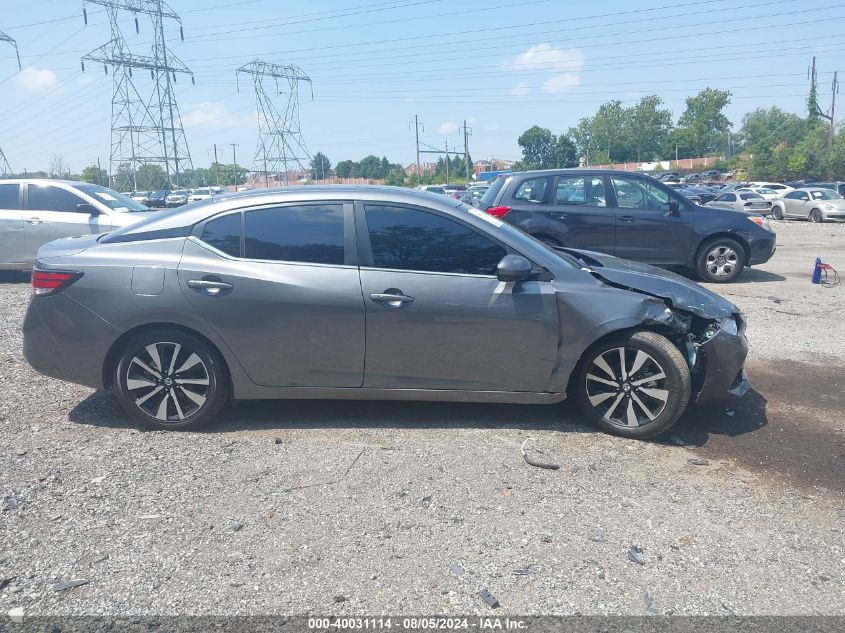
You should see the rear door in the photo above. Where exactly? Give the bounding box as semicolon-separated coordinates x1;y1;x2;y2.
0;183;25;265
357;202;559;392
178;201;365;388
609;175;693;264
24;183;111;260
548;174;615;253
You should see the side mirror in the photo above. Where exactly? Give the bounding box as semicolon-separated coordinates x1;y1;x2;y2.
497;254;532;282
669;199;681;215
76;203;100;215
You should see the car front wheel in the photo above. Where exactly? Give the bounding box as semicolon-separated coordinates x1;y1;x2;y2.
771;205;784;220
810;208;823;223
695;237;745;283
572;331;691;439
114;329;229;430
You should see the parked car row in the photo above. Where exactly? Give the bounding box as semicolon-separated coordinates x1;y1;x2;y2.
121;186;225;208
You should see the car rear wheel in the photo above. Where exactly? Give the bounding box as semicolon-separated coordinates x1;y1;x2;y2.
114;329;229;430
695;237;745;283
771;205;784;220
810;208;823;223
572;331;691;439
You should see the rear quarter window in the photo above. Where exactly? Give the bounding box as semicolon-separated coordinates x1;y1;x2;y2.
479;176;507;208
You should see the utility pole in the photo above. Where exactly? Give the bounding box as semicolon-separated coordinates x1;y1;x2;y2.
229;143;239;186
409;115;423;183
829;71;839;143
237;59;313;187
210;143;220;185
444;140;450;183
0;29;21;176
459;120;472;184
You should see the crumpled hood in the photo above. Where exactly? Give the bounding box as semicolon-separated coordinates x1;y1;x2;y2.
562;248;737;319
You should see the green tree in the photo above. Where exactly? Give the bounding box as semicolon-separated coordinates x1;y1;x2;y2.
135;164;168;190
517;125;557;169
554;134;578;168
590;100;628;162
335;160;355;178
79;164;108;187
738;107;806;153
675;88;732;157
309;152;331;180
626;96;673;162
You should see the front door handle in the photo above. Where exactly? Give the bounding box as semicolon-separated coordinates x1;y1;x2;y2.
25;217;43;225
550;212;568;220
187;278;233;296
369;289;414;308
617;215;636;223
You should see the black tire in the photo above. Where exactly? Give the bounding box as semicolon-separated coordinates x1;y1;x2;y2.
771;205;784;220
809;208;823;223
114;328;229;430
572;331;691;439
695;236;745;283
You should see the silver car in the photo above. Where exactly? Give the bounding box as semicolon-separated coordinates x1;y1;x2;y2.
23;186;750;439
705;191;771;214
0;179;155;270
770;188;845;222
165;189;190;207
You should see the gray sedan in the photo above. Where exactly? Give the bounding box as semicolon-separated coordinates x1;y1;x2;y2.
770;188;845;222
0;179;155;270
705;191;771;214
23;186;750;439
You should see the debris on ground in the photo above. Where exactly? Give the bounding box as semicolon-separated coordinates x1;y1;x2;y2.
333;595;348;603
479;588;500;609
274;438;283;445
449;563;465;577
2;496;20;511
520;438;560;470
50;578;89;592
512;564;539;576
0;577;15;590
628;545;645;565
688;458;710;466
590;528;607;543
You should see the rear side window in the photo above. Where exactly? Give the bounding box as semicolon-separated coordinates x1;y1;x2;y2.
244;204;344;265
27;185;87;212
0;183;19;209
201;213;242;257
555;176;606;207
513;177;550;203
739;193;761;200
364;205;505;275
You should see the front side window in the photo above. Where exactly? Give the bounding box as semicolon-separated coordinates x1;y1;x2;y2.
76;184;147;212
201;213;242;257
717;193;735;202
365;205;505;276
610;177;671;211
513;177;550;203
244;204;344;265
784;192;801;200
27;185;87;212
0;183;20;209
555;176;606;207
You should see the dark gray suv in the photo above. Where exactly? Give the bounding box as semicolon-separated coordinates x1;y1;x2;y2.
480;169;777;282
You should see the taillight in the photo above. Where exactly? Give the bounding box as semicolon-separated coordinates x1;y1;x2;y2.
486;206;511;218
31;269;82;296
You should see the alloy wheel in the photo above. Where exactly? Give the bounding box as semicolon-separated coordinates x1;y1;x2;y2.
705;245;739;278
810;209;822;223
125;341;210;423
585;347;669;428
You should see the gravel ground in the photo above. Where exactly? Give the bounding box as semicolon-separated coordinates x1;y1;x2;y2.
1;220;844;616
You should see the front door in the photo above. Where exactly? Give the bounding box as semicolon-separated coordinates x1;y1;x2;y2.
178;202;365;388
548;174;615;253
357;203;559;392
24;183;110;260
608;176;693;264
783;190;809;218
0;183;25;265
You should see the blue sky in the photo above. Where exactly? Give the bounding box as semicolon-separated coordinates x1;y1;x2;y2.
0;0;842;174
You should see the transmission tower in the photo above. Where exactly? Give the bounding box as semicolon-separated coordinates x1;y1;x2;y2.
81;1;193;191
236;60;313;187
0;29;21;176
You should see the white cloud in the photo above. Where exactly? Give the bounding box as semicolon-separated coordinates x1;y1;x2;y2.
502;44;584;72
183;101;255;128
542;73;581;94
15;67;59;92
510;82;530;96
438;122;458;134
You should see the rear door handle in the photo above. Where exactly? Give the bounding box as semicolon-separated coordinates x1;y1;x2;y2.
617;215;636;223
25;217;42;225
369;291;414;308
187;279;233;295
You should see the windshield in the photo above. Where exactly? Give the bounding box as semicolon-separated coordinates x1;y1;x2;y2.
810;189;842;200
76;184;149;212
479;176;507;208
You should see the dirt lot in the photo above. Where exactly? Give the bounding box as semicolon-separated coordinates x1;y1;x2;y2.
1;220;843;616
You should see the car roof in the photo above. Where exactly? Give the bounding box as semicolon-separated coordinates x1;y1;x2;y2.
0;178;92;187
102;185;464;241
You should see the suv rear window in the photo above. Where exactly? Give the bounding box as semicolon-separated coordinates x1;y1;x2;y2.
479;176;506;209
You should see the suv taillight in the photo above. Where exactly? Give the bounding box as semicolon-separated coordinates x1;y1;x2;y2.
486;206;511;218
31;269;82;296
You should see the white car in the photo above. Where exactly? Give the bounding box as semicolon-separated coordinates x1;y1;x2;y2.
189;188;213;203
130;191;151;205
165;189;190;207
737;187;780;201
748;182;794;194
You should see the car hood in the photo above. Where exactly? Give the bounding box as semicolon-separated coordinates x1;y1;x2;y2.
561;248;737;319
111;210;161;224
